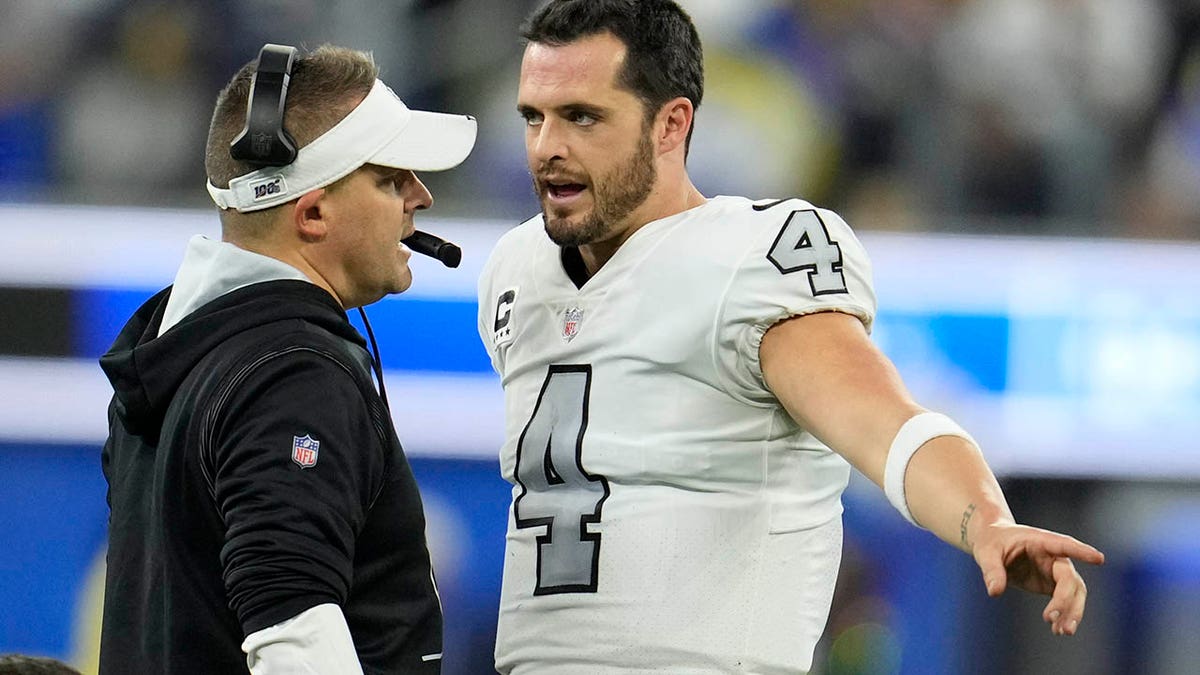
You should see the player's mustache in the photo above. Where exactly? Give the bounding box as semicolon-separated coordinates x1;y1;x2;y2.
533;163;586;185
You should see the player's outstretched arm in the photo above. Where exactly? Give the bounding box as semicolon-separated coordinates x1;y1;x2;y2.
760;311;1104;635
902;431;1105;635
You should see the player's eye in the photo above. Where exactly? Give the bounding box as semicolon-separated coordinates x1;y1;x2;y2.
521;110;544;127
569;111;596;126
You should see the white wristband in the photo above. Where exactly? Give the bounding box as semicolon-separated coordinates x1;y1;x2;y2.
883;412;978;527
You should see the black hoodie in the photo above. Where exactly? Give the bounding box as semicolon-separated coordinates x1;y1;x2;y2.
98;279;442;674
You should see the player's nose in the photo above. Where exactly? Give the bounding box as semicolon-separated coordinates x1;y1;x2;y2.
528;119;568;164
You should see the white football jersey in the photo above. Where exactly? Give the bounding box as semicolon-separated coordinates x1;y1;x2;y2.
477;196;877;674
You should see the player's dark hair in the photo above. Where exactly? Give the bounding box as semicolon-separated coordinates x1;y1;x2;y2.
521;0;704;153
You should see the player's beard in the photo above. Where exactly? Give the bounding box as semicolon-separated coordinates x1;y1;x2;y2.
536;130;656;248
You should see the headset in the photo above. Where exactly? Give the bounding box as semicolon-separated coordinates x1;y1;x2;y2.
230;44;298;167
230;43;462;268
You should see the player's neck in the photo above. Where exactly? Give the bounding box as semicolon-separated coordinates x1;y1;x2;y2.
579;181;706;276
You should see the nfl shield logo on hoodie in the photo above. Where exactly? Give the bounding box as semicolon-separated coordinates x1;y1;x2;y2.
292;434;320;469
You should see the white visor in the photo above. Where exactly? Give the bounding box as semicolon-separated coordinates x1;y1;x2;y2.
207;79;477;212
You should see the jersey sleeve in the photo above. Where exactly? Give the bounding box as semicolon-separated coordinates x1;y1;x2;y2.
716;203;877;405
476;245;503;376
208;349;388;635
477;224;530;379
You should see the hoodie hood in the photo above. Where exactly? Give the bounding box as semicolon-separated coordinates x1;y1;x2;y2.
99;279;362;438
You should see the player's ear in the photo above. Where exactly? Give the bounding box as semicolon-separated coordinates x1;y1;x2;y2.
656;96;694;155
292;189;329;243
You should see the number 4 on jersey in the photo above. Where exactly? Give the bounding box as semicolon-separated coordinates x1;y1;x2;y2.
767;209;848;295
514;365;610;595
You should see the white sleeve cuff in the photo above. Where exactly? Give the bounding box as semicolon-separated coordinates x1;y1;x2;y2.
241;603;364;675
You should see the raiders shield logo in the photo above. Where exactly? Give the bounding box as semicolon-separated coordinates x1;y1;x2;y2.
292;434;320;468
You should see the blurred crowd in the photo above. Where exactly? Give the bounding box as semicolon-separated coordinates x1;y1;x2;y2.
2;0;1199;239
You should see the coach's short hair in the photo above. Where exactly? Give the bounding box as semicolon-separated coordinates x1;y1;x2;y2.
204;45;379;234
0;654;82;675
521;0;704;151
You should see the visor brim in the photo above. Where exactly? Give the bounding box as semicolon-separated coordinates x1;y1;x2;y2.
370;110;478;172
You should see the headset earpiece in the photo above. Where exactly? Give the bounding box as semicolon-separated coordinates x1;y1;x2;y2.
230;44;299;167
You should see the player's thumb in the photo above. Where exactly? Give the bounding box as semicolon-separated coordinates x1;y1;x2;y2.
976;552;1008;597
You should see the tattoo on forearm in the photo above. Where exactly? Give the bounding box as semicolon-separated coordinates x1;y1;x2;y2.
960;503;977;548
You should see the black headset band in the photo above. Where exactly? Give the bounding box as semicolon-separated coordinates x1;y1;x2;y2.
229;44;299;167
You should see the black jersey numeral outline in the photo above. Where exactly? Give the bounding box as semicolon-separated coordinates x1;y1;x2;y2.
766;209;849;296
513;365;610;595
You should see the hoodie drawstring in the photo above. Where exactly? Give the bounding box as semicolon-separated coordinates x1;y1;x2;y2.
357;307;390;410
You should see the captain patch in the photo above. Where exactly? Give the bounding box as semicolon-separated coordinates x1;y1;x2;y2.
494;287;518;347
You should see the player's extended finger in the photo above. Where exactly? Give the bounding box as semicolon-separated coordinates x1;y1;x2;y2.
1036;533;1105;566
1042;557;1087;636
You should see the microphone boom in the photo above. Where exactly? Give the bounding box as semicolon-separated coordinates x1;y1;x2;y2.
403;230;462;268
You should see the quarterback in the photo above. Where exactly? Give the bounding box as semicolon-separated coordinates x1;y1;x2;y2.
477;1;1105;673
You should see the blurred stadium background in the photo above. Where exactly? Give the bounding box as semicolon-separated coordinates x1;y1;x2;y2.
2;1;1198;673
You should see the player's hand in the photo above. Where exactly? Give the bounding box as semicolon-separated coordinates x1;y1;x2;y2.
971;523;1105;636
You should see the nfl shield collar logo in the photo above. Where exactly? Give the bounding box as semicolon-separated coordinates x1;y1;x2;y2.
292;434;320;469
562;306;584;342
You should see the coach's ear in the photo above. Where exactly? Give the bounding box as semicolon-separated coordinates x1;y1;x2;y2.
293;189;329;243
